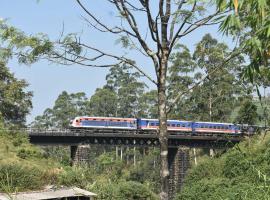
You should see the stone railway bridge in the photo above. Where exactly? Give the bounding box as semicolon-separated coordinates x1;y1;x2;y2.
26;128;243;199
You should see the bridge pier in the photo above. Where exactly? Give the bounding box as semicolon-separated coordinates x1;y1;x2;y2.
70;145;91;165
168;147;190;199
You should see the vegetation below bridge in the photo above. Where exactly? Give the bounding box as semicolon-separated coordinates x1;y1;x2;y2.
175;132;270;200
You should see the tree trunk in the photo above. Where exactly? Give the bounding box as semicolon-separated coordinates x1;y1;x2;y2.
158;58;169;200
133;147;136;166
209;90;212;122
193;148;197;166
120;147;123;161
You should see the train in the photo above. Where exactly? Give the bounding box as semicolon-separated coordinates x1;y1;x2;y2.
70;116;251;136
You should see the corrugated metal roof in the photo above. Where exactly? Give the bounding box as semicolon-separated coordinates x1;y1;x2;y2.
0;187;96;200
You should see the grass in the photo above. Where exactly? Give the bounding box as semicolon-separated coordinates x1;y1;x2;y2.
0;125;61;192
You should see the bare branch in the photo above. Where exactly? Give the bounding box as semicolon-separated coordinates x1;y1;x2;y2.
113;0;160;72
141;0;158;43
55;40;157;85
169;0;197;53
169;0;187;43
77;0;137;38
180;10;230;38
125;1;146;12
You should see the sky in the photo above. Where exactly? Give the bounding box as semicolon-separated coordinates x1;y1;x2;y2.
0;0;233;123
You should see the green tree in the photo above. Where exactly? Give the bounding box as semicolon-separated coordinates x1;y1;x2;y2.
0;61;32;125
191;34;245;122
105;64;146;118
87;87;117;117
138;90;158;119
236;99;258;125
167;44;196;120
32;91;87;128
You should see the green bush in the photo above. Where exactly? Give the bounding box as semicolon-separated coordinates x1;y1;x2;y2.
117;181;158;200
17;148;44;159
90;180;158;200
0;163;43;192
175;134;270;200
57;166;94;188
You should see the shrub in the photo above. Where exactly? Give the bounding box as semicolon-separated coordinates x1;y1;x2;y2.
0;163;43;192
90;180;158;200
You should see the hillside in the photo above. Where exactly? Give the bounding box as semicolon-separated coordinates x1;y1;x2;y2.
0;123;61;193
0;123;159;199
175;131;270;200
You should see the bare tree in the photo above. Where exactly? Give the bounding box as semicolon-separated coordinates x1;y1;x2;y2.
46;1;234;199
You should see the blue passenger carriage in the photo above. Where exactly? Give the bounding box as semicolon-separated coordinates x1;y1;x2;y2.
137;118;193;132
193;122;240;135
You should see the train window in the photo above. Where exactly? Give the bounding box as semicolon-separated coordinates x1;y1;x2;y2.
177;124;180;127
172;124;175;127
183;124;186;127
150;123;155;126
167;124;171;127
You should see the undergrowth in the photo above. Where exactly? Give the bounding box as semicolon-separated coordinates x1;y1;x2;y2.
175;131;270;200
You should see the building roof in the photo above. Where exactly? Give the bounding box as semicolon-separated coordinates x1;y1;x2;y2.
0;187;97;200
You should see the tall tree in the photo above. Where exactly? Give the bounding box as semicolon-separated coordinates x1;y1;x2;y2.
236;99;259;125
191;34;245;121
32;91;87;128
167;44;196;120
0;61;32;125
105;64;146;118
138;90;158;118
87;87;118;117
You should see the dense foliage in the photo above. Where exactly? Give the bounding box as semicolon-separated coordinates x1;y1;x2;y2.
175;132;270;200
0;62;32;125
